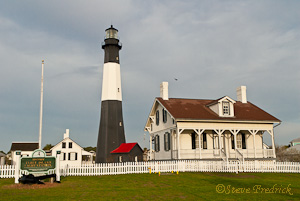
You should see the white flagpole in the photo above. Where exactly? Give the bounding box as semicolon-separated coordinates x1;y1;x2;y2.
38;60;44;149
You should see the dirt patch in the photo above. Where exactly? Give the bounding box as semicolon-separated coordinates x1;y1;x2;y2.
2;182;60;189
204;172;256;178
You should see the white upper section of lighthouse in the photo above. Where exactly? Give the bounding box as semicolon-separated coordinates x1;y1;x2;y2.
101;62;122;101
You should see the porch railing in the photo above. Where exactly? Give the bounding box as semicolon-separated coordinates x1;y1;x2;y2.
169;149;275;160
236;149;244;163
220;149;227;161
263;149;274;158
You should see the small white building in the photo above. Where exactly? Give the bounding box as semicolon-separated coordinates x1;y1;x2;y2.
0;152;6;165
145;83;281;161
51;129;93;167
290;137;300;147
10;142;39;165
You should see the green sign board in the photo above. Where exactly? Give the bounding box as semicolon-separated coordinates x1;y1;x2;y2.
21;157;56;172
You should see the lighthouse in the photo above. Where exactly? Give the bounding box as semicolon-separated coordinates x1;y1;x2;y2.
96;25;126;163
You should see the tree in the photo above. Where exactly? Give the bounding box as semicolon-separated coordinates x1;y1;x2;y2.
83;146;96;152
43;144;53;150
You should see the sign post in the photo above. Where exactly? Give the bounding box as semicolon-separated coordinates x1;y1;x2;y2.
14;151;21;184
56;150;61;182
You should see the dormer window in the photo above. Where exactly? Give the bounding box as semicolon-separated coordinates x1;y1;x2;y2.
223;102;230;115
207;96;235;117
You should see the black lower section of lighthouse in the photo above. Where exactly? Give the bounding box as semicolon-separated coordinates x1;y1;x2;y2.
96;100;125;162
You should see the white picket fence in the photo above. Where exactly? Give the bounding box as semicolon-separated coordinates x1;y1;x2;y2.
0;165;15;178
60;160;300;176
1;160;300;178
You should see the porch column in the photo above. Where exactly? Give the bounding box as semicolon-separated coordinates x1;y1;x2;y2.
194;129;204;159
214;129;225;158
267;129;276;158
249;130;259;158
230;130;240;158
149;135;152;160
177;128;184;160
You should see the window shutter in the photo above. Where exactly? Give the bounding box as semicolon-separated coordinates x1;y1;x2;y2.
156;111;159;125
231;134;235;149
75;153;78;160
154;136;157;151
158;135;160;151
168;132;171;151
164;133;167;151
68;153;70;160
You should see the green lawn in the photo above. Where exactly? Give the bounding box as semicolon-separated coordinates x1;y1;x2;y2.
0;172;299;200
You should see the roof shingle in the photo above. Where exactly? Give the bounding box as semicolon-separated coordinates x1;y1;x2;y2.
157;97;280;122
10;142;39;151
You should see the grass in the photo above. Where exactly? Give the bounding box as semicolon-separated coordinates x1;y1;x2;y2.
0;172;300;200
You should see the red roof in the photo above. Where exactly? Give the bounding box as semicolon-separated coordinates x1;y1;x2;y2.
157;97;280;122
110;143;138;153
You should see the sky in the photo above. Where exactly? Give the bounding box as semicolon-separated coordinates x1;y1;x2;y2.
0;0;299;153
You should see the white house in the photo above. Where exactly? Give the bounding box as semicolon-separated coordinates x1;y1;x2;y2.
50;129;93;167
10;142;39;165
145;82;281;161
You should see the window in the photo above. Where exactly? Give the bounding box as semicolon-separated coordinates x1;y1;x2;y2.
162;108;167;123
236;134;242;149
164;132;170;151
68;152;78;161
223;102;230;115
155;135;160;152
236;133;246;149
62;142;66;148
231;134;235;149
202;133;207;149
191;133;199;149
69;142;72;148
156;110;159;126
150;123;153;131
242;133;246;149
152;137;155;150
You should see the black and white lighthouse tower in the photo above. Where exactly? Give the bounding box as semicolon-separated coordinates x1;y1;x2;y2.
96;26;126;163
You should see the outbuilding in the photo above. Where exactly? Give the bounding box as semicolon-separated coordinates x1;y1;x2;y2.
10;142;39;165
110;143;143;162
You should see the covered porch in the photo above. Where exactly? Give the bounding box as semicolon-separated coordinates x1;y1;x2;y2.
169;123;276;161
